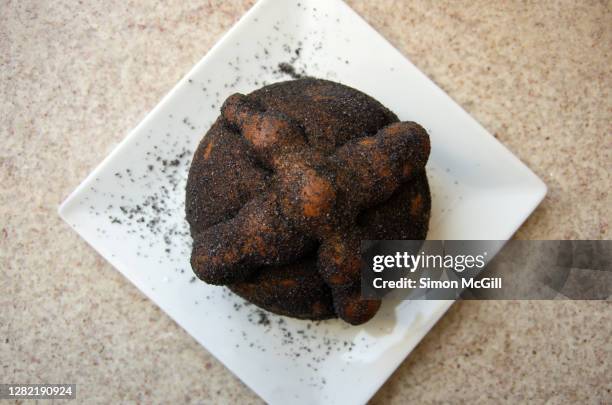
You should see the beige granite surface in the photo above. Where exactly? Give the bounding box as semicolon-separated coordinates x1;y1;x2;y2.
1;0;611;403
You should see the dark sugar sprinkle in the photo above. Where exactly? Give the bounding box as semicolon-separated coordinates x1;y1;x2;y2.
229;288;362;373
277;62;304;79
86;131;193;268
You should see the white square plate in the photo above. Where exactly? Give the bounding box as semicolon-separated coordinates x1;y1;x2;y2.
59;0;546;403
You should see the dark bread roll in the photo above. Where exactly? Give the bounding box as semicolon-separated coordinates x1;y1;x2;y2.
186;78;430;324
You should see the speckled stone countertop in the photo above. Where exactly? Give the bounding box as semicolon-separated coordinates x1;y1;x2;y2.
1;1;610;403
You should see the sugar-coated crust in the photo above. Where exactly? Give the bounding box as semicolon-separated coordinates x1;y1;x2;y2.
186;78;430;324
